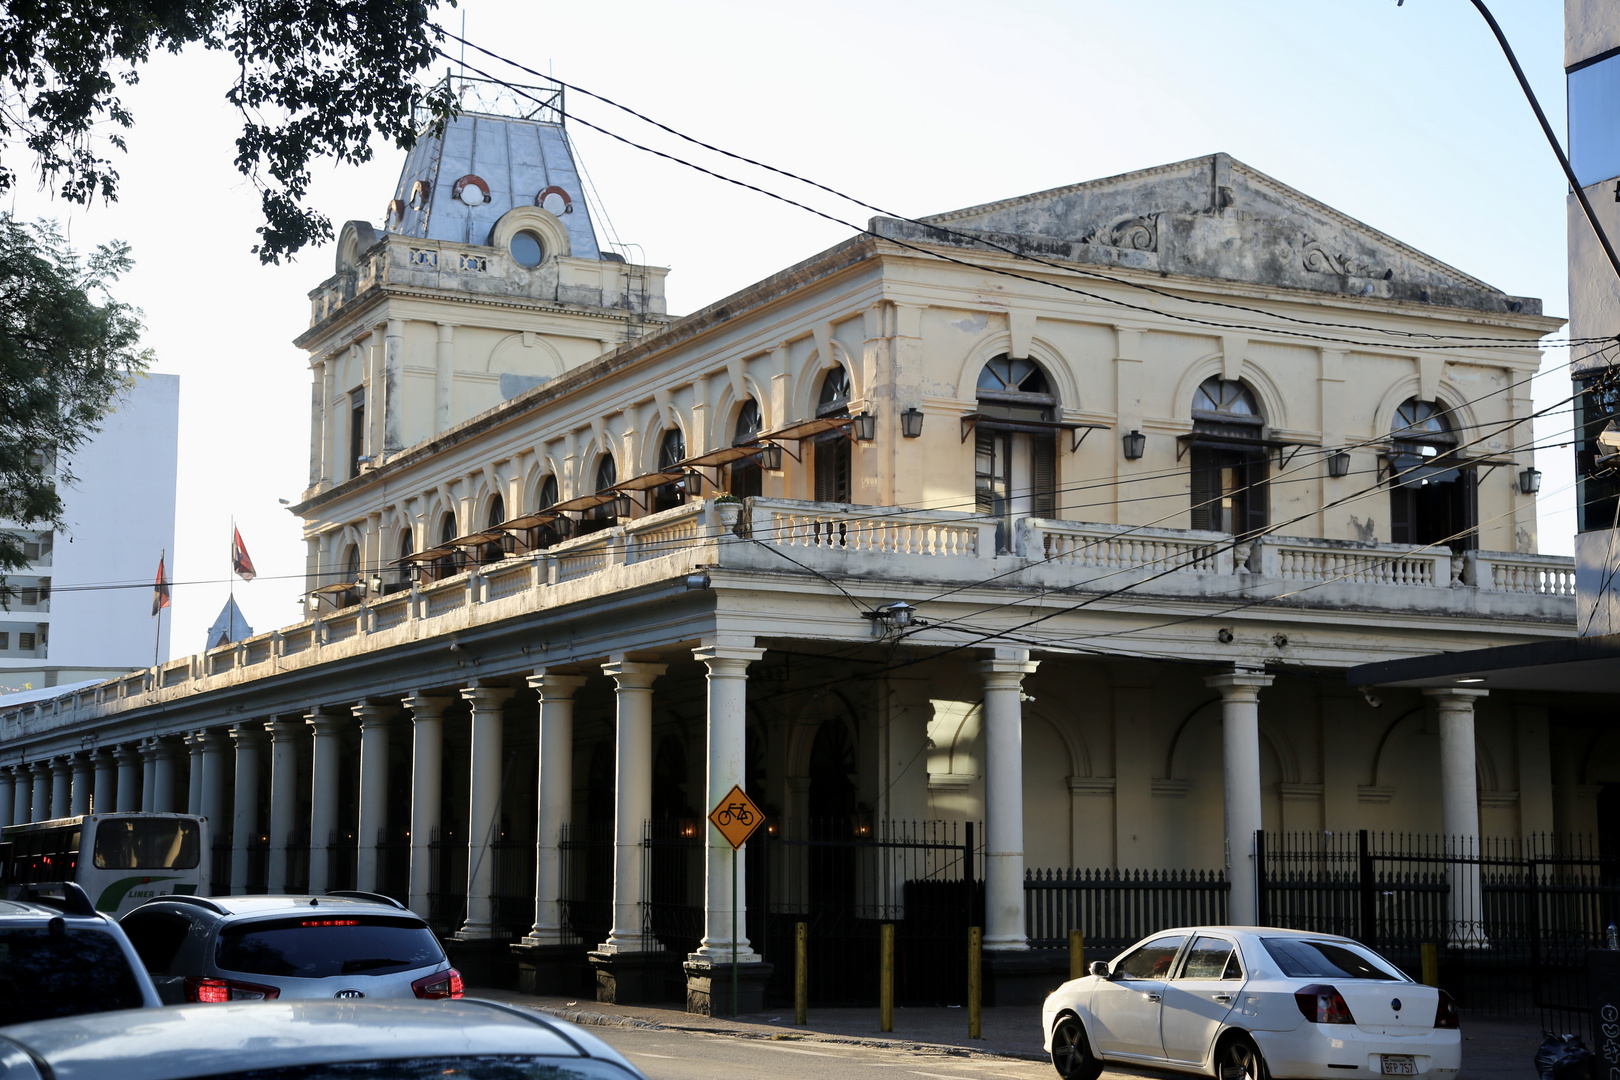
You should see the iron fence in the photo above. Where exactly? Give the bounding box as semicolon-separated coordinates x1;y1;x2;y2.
427;831;468;937
284;837;309;895
209;838;232;896
244;837;268;894
558;822;612;948
376;833;409;904
1025;867;1229;953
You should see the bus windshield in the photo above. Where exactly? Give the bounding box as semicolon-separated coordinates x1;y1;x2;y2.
93;818;200;870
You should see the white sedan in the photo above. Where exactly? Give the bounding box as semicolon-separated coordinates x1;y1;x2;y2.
1041;926;1460;1080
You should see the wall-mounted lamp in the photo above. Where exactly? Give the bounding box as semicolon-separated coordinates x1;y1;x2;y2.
851;413;877;441
755;444;783;471
684;569;712;591
900;408;925;439
370;575;383;594
1518;467;1542;495
865;600;918;634
1327;450;1352;478
1122;430;1146;460
612;493;634;519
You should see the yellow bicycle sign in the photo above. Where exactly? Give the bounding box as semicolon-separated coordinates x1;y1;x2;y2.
708;784;764;850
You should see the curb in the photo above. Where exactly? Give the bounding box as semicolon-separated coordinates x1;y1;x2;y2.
529;1004;1047;1063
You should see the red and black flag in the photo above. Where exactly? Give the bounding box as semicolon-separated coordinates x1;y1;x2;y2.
152;555;171;616
232;527;256;582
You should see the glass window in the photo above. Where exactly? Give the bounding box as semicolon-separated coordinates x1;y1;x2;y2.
1260;937;1403;981
0;926;146;1022
1179;935;1234;980
93;817;200;870
216;915;444;979
120;909;193;974
730;400;763;499
510;229;545;268
1577;373;1620;533
1570;52;1620;188
1114;935;1185;980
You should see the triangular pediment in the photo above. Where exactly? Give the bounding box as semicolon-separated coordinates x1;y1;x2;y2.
880;154;1531;312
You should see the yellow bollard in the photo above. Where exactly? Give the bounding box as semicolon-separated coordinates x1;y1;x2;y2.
968;926;982;1039
880;923;895;1033
1421;943;1439;987
1069;929;1084;980
795;921;808;1026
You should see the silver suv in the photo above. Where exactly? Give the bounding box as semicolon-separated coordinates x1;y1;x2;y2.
119;891;461;1004
0;882;162;1023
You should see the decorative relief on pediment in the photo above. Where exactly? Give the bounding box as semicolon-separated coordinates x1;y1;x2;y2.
1302;241;1385;278
1080;213;1159;251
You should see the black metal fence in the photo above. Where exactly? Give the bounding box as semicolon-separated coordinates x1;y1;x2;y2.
1025;867;1228;952
427;831;468;937
559;822;613;948
210;838;232;896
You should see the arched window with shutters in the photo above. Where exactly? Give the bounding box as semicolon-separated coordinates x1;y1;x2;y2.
483;494;508;563
730;399;763;499
973;355;1058;552
1188;377;1267;536
438;510;460;576
1388;398;1474;552
339;544;362;608
529;474;564;550
813;367;852;503
652;429;688;513
389;528;414;594
583;455;619;534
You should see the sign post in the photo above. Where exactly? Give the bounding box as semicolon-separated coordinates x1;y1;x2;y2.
708;783;765;1017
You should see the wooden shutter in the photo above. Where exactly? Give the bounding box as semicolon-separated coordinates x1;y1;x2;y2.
1190;447;1216;531
1243;452;1268;537
815;435;850;503
1389;487;1413;545
1032;435;1057;518
974;430;997;513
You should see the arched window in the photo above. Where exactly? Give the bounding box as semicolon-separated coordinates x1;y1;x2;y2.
973;354;1059;552
438;511;459;576
583;455;619;534
389;528;414;594
1189;377;1267;536
530;475;564;549
1389;398;1473;552
483;494;508;563
652;428;688;513
338;544;362;608
813;367;852;503
730;399;763;499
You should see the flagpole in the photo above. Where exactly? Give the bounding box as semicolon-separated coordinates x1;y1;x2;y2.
153;548;165;669
229;517;235;638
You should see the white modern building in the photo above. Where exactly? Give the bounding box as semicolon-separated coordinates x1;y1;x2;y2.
0;373;179;694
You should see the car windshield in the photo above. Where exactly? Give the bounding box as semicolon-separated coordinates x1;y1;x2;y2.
217;915;444;979
195;1058;631;1079
0;926;146;1023
93;818;200;870
1261;937;1404;981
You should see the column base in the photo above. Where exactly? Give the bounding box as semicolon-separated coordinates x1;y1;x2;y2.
444;937;519;991
510;942;593;997
682;958;774;1016
588;949;683;1005
981;949;1069;1006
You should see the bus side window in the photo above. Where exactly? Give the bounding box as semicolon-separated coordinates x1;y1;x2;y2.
120;910;192;975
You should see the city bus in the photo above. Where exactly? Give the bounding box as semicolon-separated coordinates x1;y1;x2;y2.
0;813;209;915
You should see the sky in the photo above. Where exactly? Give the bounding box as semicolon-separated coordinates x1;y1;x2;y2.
6;0;1577;661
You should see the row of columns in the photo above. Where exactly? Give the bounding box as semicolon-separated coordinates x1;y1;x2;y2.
0;737;195;828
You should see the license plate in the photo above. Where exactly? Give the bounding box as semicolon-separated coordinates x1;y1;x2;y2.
1381;1056;1417;1075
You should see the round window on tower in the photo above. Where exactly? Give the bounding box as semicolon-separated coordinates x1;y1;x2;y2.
510;230;545;268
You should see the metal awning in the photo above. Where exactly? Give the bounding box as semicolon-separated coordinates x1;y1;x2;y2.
394;546;455;565
759;417;851;442
1175;432;1318;465
547;490;621;514
612;469;687;493
309;581;360;595
960;413;1107;452
1377;450;1515;487
495;512;560;533
446;530;508;549
679;444;765;469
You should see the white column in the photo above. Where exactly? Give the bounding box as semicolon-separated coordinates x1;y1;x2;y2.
353;702;395;893
50;758;70;819
435;323;454;435
6;765;26;826
200;730;230;830
404;694;450;919
523;671;586;946
114;745;141;812
92;751;116;816
978;648;1039;951
1206;669;1274;926
151;740;177;813
1426;688;1488;945
70;754;92;816
140;742;156;812
230;725;264;896
31;761;52;821
307;708;346;895
692;643;761;961
185;733;205;816
455;684;514;940
266;717;303;894
0;766;13;829
599;659;667;953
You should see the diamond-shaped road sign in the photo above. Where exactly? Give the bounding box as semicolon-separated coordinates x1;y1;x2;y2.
708;784;764;850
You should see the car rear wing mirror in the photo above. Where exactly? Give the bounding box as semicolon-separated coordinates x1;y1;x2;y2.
1089;960;1111;978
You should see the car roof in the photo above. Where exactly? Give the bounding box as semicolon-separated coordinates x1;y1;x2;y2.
136;894;415;919
1145;926;1359;941
0;999;625;1080
0;899;107;921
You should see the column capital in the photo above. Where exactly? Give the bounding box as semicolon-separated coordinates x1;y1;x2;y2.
112;744;142;766
693;644;765;673
1205;669;1275;699
90;748;116;765
29;759;50;775
1423;687;1489;707
352;701;400;728
200;729;233;752
70;754;93;773
527;671;587;699
601;659;667;690
974;647;1038;681
146;739;177;762
266;715;307;741
459;685;515;710
230;723;268;747
307;707;349;736
402;693;454;720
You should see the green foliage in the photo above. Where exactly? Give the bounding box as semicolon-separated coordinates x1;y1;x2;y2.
0;217;152;583
0;0;457;263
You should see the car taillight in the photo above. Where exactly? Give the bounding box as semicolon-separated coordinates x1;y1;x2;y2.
184;976;280;1003
1434;989;1459;1029
412;967;464;1000
1294;983;1356;1024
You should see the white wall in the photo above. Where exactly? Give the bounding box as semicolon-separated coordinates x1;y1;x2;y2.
49;373;179;668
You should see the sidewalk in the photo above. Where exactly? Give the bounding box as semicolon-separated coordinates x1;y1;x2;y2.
473;987;1550;1077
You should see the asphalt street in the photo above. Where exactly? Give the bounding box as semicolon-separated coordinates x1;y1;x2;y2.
591;1024;1056;1080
